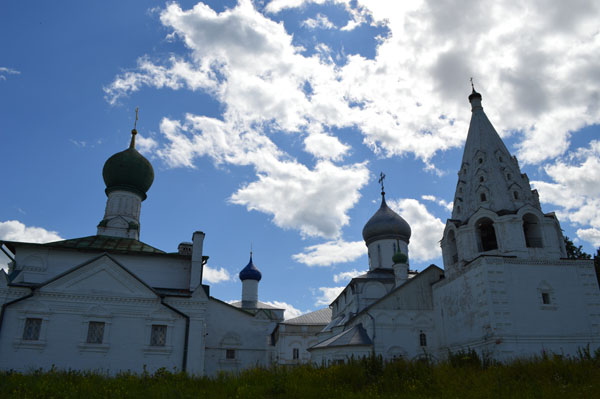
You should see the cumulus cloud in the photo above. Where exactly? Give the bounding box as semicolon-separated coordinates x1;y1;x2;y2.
333;268;366;283
302;13;335;30
261;300;305;319
387;199;444;262
293;239;365;266
315;286;344;306
532;140;600;248
0;220;62;243
105;0;600;238
203;264;231;283
136;134;159;155
421;194;453;213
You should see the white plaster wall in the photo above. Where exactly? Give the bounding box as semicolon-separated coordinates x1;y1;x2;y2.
433;257;600;359
0;292;188;374
367;239;408;271
203;299;275;376
275;324;323;365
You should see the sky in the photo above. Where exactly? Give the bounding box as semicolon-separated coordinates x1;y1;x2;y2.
1;0;600;319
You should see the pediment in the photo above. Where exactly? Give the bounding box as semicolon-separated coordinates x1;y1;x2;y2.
41;255;156;299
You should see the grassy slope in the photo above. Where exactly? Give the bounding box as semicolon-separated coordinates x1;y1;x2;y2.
1;352;600;398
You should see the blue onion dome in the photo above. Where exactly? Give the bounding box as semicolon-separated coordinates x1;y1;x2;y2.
239;253;262;281
362;192;411;246
102;129;154;201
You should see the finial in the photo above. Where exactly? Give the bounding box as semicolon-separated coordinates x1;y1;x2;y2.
250;243;253;259
470;77;475;92
378;172;386;196
130;107;138;149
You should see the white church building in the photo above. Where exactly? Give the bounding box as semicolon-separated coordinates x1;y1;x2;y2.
1;88;599;374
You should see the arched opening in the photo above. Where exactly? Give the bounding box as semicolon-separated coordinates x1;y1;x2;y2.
447;230;458;265
513;191;519;199
523;213;543;248
476;218;498;252
480;193;487;202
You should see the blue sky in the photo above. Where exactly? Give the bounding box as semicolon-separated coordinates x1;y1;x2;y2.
2;0;600;318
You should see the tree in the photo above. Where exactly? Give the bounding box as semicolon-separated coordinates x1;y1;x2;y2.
564;236;591;259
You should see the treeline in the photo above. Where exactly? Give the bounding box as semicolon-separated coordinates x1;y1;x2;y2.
2;349;600;398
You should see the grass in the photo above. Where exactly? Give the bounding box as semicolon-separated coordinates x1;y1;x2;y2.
1;350;600;398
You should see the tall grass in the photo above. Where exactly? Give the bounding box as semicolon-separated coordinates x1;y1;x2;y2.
2;351;600;398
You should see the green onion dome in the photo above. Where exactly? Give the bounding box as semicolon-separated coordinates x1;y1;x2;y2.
392;250;408;264
102;129;154;200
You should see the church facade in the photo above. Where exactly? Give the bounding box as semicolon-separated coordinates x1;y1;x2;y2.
1;89;599;374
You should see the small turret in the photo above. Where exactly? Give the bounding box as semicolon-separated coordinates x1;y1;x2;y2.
239;252;262;309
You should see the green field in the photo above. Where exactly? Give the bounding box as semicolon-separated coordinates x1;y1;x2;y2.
2;350;600;398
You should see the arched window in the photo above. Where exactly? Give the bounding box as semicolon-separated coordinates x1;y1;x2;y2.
513;191;519;199
480;193;487;202
523;213;543;248
476;218;498;252
419;331;427;347
447;230;458;265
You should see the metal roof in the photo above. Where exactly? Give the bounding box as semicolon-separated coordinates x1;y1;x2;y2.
309;323;372;350
283;308;332;325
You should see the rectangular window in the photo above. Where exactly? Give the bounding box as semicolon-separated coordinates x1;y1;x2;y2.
293;348;299;360
22;318;42;341
86;321;105;344
226;349;236;359
542;292;551;305
150;324;167;346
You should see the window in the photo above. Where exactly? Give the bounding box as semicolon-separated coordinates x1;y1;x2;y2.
480;193;487;202
86;321;105;344
479;176;484;182
541;292;550;305
226;349;236;359
456;206;461;213
293;348;299;360
507;173;512;180
22;318;42;341
499;156;503;162
150;325;167;346
513;191;519;199
478;158;483;164
419;331;427;347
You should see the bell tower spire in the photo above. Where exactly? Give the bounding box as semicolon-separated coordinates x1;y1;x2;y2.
440;85;567;278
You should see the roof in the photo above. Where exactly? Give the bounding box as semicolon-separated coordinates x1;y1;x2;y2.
283;308;332;325
309;323;373;350
228;300;282;310
1;235;197;259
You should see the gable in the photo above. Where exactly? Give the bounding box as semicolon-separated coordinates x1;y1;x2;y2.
40;254;157;299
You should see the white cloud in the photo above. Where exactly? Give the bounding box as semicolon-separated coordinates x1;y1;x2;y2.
387;199;444;262
107;0;600;168
261;300;306;319
265;0;327;14
532;140;600;248
333;268;366;283
302;13;335;30
0;220;62;243
315;286;344;306
136;133;159;155
303;131;350;161
203;264;231;283
293;240;365;266
421;194;453;212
